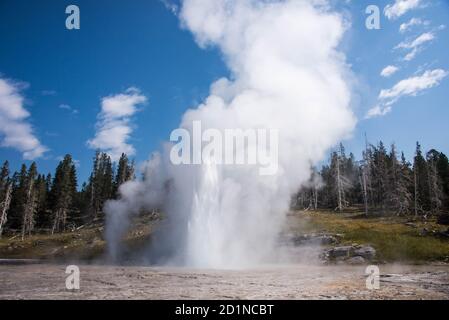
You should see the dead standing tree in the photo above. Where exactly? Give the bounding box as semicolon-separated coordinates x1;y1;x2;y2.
0;183;12;238
21;170;37;240
331;147;352;212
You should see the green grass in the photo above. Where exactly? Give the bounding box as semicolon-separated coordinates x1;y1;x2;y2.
0;227;106;260
298;211;449;263
0;214;157;261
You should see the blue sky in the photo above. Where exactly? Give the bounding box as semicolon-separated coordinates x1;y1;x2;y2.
0;0;448;183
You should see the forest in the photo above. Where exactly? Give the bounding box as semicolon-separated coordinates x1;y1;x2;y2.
0;151;134;239
294;141;449;217
0;141;448;240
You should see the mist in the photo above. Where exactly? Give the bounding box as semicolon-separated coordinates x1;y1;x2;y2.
105;0;356;269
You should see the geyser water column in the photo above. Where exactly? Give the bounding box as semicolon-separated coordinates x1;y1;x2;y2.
174;0;356;268
186;159;222;267
105;0;356;268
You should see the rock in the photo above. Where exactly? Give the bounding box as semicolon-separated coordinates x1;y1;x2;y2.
347;256;366;265
327;246;354;259
321;244;376;264
319;235;339;245
354;246;376;260
283;233;340;246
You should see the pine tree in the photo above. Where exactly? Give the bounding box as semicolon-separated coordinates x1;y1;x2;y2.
34;174;49;228
426;149;443;214
436;152;449;210
370;142;389;211
388;146;412;215
50;155;78;233
7;164;28;231
86;151;114;221
413;142;429;215
114;153;134;197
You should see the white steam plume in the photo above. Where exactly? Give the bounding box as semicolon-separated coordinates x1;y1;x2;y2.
105;0;356;268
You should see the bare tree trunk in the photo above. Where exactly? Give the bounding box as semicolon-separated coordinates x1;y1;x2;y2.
51;208;59;235
425;156;442;215
21;179;36;240
414;169;418;217
336;155;343;212
361;168;368;215
0;183;12;238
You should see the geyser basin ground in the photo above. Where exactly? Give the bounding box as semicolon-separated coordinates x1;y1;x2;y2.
1;211;448;299
0;263;448;299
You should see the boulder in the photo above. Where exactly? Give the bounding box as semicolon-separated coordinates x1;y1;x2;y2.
354;245;376;260
285;233;340;246
327;246;353;259
347;256;366;265
321;244;376;264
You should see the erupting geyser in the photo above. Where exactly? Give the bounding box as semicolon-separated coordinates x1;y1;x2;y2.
105;0;356;268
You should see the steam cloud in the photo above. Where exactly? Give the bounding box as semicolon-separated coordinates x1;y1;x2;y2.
105;0;356;268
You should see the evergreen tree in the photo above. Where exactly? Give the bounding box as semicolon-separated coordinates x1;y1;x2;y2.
436;152;449;210
50;155;78;233
370;142;389;211
387;146;412;215
413;142;429;214
34;174;49;228
86;151;114;221
114;153;134;197
426;149;444;214
8;164;28;230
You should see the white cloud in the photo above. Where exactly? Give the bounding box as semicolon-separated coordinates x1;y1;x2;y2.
366;69;447;118
395;32;435;61
366;105;392;118
396;32;434;49
87;88;146;161
0;78;48;159
379;69;447;100
381;65;399;77
399;17;429;33
59;103;79;114
384;0;422;20
160;0;179;15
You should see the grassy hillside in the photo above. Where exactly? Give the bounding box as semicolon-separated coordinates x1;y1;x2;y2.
292;210;449;263
0;214;157;261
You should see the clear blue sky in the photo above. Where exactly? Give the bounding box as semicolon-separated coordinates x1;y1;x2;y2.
0;0;448;183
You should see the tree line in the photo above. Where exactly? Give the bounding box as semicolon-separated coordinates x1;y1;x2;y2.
294;141;449;216
0;151;134;239
1;140;448;239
